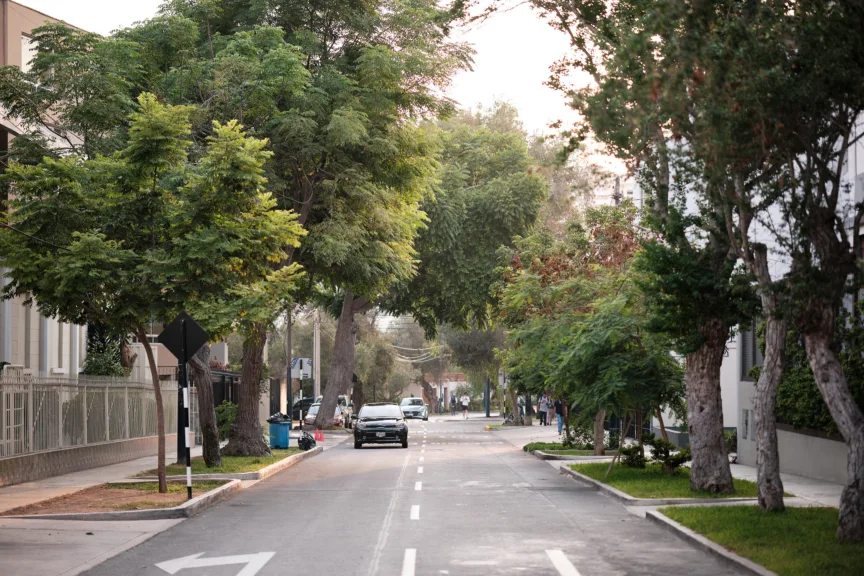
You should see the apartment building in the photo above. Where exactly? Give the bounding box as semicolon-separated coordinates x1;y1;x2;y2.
0;1;89;377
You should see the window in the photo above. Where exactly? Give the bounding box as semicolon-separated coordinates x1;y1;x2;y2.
21;35;36;73
57;322;63;368
740;324;764;381
400;398;424;406
359;405;403;418
741;409;749;440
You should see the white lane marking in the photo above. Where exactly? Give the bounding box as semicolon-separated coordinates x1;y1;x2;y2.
410;505;420;520
415;481;422;491
421;448;425;453
402;549;416;576
155;552;275;575
419;456;424;462
546;550;581;576
368;451;411;576
418;466;424;474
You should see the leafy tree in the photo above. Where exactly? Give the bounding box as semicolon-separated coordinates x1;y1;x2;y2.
0;94;303;490
82;323;126;377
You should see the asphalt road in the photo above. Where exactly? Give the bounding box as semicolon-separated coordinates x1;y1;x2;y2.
83;417;740;576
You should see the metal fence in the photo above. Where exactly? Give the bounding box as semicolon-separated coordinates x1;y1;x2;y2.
0;369;178;459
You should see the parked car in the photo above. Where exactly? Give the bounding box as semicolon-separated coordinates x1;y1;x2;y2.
304;403;345;428
399;397;428;421
291;397;316;421
311;395;354;428
353;403;408;449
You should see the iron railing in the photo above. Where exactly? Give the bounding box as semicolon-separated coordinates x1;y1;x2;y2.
0;368;179;459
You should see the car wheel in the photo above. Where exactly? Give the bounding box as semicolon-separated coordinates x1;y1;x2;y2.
423;416;428;421
354;440;362;449
401;438;408;449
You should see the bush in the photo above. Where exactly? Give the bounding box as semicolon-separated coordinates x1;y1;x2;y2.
606;428;621;450
619;444;646;468
725;428;737;455
561;420;594;449
215;400;237;441
643;432;691;474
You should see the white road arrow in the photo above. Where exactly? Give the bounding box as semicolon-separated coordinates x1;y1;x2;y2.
156;552;275;576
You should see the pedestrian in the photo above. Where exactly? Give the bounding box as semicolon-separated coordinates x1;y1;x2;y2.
450;394;457;416
538;393;549;426
460;392;470;419
553;396;566;434
517;395;525;417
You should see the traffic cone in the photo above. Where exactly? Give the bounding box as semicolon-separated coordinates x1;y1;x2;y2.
320;429;325;441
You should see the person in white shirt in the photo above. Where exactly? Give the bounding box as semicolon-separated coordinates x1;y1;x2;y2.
460;393;470;419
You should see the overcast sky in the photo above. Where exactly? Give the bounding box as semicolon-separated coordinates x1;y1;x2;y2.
16;0;575;135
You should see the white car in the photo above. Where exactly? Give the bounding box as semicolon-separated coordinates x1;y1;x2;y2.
399;398;428;420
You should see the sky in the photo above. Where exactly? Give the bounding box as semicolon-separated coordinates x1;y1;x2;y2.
15;0;576;135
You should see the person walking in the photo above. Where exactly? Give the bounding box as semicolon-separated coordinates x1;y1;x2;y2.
450;394;457;416
460;392;470;419
538;393;549;426
517;395;525;417
554;396;566;434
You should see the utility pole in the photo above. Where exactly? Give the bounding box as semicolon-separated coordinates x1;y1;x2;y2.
312;309;321;399
285;309;292;413
484;376;491;418
613;176;622;206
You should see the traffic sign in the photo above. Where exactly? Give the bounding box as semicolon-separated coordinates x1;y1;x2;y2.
157;312;209;360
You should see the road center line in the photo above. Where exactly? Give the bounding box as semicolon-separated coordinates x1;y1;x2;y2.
367;450;411;576
410;505;420;520
419;456;424;462
418;466;423;474
415;481;422;491
546;550;581;576
402;549;416;576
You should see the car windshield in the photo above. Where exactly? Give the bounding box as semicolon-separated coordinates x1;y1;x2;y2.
359;405;403;419
400;399;424;406
307;405;319;416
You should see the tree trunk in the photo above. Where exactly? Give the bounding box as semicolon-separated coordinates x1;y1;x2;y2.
685;318;735;493
315;290;356;429
136;326;166;493
747;245;786;511
188;344;221;468
803;323;864;542
506;387;522;425
656;408;669;442
285;310;292;412
222;323;269;456
593;409;606;456
352;377;365;414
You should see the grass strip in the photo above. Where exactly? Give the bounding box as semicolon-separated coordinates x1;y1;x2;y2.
660;506;864;576
570;462;760;498
138;448;301;476
545;449;617;456
112;481;226;492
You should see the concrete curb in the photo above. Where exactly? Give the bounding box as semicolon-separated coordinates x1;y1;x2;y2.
1;479;242;521
533;450;616;461
645;510;777;576
137;446;324;481
559;466;760;506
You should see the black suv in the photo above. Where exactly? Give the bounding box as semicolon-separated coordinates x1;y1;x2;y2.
353;403;408;449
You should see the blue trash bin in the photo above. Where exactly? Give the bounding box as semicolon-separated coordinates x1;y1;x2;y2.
269;421;291;449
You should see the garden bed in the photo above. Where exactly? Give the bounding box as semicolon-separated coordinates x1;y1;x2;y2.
569;462;761;499
0;481;227;516
138;448;300;476
658;506;864;576
524;441;603;453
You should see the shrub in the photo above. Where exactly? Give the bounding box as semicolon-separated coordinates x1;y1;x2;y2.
606;428;621;450
619;444;646;468
643;432;691;474
215;400;237;441
725;429;737;455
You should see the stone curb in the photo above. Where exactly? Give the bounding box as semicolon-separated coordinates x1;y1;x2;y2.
1;479;242;521
533;450;615;461
645;510;777;576
137;446;324;481
559;465;759;506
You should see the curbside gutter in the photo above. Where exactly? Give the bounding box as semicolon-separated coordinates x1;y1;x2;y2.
559;465;759;506
533;450;615;461
1;479;242;522
645;510;777;576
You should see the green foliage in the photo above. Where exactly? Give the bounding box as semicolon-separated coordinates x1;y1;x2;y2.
573;463;760;499
618;444;647;469
82;323;127;377
606;428;621;451
725;428;738;456
643;432;691;474
215;400;237;441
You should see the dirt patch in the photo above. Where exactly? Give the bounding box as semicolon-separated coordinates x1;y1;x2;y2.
0;481;225;516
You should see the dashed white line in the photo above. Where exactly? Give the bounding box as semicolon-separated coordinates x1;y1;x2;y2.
546;550;581;576
415;481;422;491
402;549;416;576
410;505;420;520
418;466;424;474
419;456;424;462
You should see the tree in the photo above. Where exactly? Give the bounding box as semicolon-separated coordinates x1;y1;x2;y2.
529;0;759;494
0;94;303;490
82;323;126;377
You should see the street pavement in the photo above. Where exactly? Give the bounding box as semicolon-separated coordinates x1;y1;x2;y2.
81;415;742;576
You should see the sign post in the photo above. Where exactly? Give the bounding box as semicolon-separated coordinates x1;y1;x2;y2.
158;312;209;500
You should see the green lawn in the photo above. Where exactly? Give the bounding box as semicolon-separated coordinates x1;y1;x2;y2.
138;448;301;476
661;506;864;576
546;449;617;456
524;441;595;452
570;462;761;498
